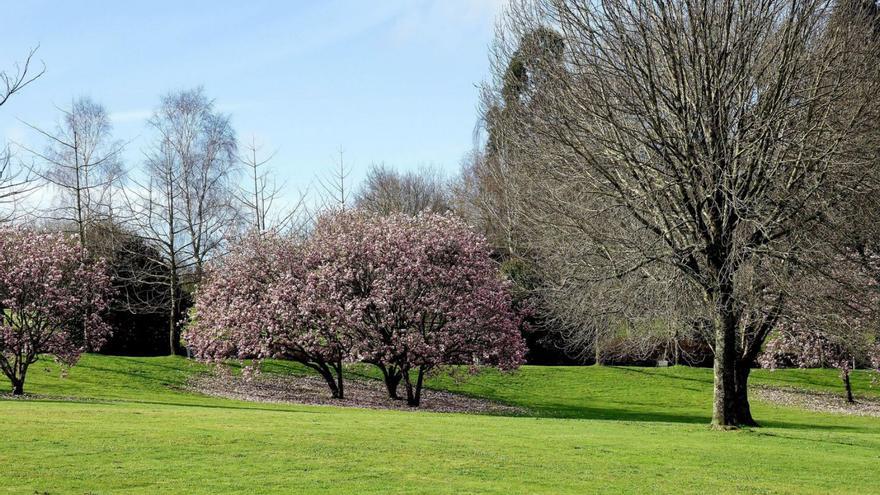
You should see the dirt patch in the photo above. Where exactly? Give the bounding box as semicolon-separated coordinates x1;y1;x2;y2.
754;386;880;417
188;371;527;415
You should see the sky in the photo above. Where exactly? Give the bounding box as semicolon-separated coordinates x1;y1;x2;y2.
1;0;505;204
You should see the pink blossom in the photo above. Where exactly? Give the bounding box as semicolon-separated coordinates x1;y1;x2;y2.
305;211;526;406
186;212;527;406
0;228;112;395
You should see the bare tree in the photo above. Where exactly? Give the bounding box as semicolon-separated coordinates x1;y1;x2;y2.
0;47;45;222
0;146;36;223
354;163;450;215
19;98;125;254
238;137;306;233
318;147;352;211
123;136;189;356
452;149;524;257
0;47;44;108
165;90;239;279
124;88;240;355
489;0;880;426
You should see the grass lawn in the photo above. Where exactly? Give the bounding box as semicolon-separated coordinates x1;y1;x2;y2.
1;355;879;494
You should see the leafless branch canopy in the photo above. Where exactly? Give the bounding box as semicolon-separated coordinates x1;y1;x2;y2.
484;0;880;424
0;46;45;108
354;163;451;216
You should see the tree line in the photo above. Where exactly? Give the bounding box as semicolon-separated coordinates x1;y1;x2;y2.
3;0;880;425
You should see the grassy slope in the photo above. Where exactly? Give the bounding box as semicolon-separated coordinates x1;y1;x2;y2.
0;356;878;494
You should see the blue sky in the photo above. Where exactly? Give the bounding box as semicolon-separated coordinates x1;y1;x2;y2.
2;0;503;201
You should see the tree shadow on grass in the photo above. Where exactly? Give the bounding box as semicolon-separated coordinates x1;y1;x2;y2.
2;393;870;435
19;358;879;434
0;395;330;415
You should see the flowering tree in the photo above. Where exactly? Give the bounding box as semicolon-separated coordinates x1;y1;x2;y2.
307;212;526;406
0;228;111;395
760;329;862;403
760;248;880;402
185;232;352;398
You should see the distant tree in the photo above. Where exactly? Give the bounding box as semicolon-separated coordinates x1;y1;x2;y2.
0;228;111;395
186;232;352;398
317;148;353;212
20;97;125;255
157;88;239;279
308;212;526;406
450;29;570;366
237;137;305;234
760;329;864;403
354;163;450;216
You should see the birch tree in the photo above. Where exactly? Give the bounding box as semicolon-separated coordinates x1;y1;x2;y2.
125;88;239;355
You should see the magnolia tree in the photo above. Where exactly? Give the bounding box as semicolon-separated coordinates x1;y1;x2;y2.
185;232;352;398
308;212;526;406
187;214;526;406
0;228;111;395
760;249;880;402
760;329;863;403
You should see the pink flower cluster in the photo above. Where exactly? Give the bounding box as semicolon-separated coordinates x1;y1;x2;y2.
758;329;851;371
185;231;350;366
306;211;526;371
186;212;526;403
759;327;863;400
0;228;111;394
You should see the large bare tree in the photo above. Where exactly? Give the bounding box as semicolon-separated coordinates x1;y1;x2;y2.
125;88;240;355
488;0;880;426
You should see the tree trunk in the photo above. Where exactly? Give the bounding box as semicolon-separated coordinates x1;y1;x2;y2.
167;168;181;357
711;286;740;428
10;364;28;396
335;361;344;400
673;331;681;366
167;262;184;357
403;366;425;407
843;370;854;403
168;290;180;356
733;360;758;427
379;365;402;399
316;364;340;399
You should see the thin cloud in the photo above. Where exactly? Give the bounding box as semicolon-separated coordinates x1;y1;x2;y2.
388;0;504;47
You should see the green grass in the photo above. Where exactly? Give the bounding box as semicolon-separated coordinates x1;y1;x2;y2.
1;355;879;494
